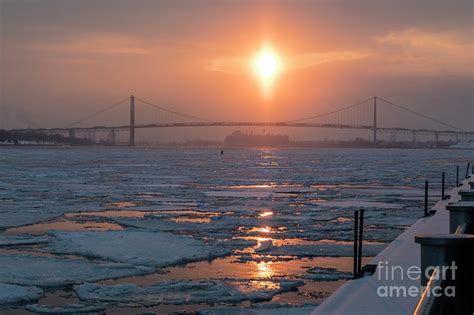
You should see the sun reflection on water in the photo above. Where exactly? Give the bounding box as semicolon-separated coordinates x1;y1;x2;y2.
255;261;274;278
259;211;273;218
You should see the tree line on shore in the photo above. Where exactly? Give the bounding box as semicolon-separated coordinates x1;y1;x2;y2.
0;129;92;145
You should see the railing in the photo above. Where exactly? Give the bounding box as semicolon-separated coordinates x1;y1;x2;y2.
413;167;474;315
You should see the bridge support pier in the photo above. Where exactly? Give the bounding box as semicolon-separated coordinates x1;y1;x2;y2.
129;95;135;146
110;128;116;145
373;96;377;146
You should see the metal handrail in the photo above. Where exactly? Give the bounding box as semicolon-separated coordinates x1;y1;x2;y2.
455;223;467;234
413;269;447;315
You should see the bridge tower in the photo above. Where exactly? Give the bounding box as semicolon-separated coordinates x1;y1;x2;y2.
110;128;116;145
373;96;377;146
130;95;135;146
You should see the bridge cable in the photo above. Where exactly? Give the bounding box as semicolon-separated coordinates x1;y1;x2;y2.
284;97;373;123
377;97;466;132
65;97;130;128
135;97;215;122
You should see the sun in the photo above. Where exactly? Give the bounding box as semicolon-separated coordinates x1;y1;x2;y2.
254;49;279;80
251;46;281;98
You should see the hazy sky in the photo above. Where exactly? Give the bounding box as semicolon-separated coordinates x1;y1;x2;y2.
1;0;473;135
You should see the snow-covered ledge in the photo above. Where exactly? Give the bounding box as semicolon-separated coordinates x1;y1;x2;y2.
313;175;473;315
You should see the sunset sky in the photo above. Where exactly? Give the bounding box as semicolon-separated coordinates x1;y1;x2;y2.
1;0;473;136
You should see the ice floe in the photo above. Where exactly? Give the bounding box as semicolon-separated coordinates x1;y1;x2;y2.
0;255;152;287
255;240;274;253
301;267;352;281
25;304;106;314
257;243;387;257
312;200;404;209
74;279;304;305
0;284;43;305
0;235;49;246
205;191;278;198
49;230;230;267
198;303;319;315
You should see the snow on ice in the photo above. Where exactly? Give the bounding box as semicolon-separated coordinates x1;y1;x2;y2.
74;279;304;306
49;230;231;267
0;255;153;287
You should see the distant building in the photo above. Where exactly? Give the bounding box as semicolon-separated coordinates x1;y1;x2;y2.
224;131;290;146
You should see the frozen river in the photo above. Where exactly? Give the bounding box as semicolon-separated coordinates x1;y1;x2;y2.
0;147;472;314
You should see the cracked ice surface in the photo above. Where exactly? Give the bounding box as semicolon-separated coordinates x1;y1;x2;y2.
0;284;43;305
74;279;304;305
48;230;231;267
1;148;472;312
0;255;153;287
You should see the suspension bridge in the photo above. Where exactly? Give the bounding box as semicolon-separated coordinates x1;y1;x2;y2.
8;95;474;146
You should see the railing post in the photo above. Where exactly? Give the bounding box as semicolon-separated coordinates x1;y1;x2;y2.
442;171;446;200
353;210;359;279
424;180;429;217
456;166;459;187
358;209;364;277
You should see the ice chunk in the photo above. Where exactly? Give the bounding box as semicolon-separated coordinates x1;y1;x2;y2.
0;235;49;246
198;303;319;315
258;243;387;257
25;304;106;314
49;230;230;267
255;240;274;253
0;284;43;305
313;200;404;209
205;191;276;198
0;255;153;287
74;279;304;305
301;267;352;281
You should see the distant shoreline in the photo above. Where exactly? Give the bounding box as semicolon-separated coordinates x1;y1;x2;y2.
1;143;472;150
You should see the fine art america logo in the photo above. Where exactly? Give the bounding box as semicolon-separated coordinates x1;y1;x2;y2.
376;261;457;298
